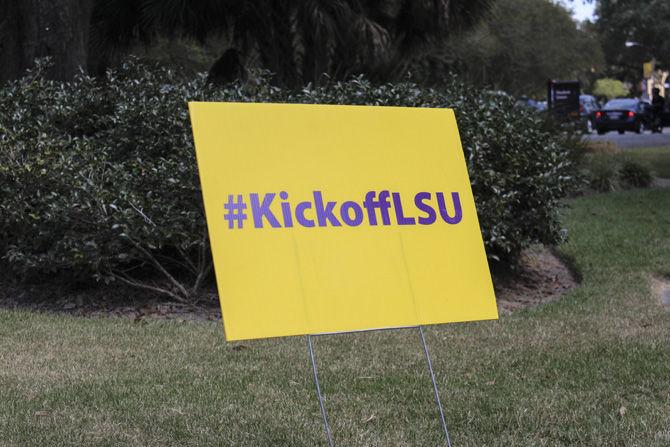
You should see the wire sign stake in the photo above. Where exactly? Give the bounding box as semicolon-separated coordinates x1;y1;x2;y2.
418;325;452;447
308;335;334;447
307;327;452;446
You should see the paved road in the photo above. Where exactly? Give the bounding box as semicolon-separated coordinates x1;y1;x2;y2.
584;128;670;149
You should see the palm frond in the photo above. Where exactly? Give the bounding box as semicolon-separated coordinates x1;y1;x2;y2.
88;0;494;84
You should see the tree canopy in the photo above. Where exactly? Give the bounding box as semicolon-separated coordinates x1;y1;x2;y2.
595;0;670;83
444;0;603;97
593;78;630;99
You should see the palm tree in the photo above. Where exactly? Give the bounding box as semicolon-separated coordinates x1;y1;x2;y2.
90;0;492;86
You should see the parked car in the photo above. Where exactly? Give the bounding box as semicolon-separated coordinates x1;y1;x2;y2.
579;94;600;134
516;96;546;112
594;98;653;135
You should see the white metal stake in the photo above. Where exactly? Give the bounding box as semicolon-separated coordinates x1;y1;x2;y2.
418;325;452;447
307;328;453;446
308;334;335;447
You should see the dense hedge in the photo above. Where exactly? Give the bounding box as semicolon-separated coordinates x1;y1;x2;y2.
0;60;578;301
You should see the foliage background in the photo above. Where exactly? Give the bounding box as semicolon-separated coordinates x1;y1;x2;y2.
596;0;670;86
0;60;578;301
592;78;630;100
444;0;603;97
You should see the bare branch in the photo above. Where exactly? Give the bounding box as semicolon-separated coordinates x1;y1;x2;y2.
121;233;191;300
128;201;156;227
109;270;191;304
175;246;198;274
192;260;213;296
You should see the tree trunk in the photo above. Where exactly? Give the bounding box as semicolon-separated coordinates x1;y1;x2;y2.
0;0;93;81
0;0;21;80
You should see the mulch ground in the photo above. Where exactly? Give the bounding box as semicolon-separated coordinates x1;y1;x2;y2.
494;245;579;315
0;280;222;322
0;245;578;321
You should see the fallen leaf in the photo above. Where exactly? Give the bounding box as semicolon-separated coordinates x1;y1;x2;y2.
363;414;376;424
33;410;49;417
619;406;627;417
486;380;496;386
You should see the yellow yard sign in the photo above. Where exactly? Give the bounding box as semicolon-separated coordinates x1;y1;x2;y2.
189;103;497;341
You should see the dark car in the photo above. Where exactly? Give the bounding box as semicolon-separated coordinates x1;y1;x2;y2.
594;98;652;135
579;94;600;133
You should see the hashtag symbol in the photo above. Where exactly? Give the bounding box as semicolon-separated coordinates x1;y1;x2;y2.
223;194;247;229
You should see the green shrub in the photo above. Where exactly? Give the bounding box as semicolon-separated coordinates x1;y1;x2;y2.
619;160;653;188
580;154;654;193
583;154;620;192
0;59;578;300
0;60;215;301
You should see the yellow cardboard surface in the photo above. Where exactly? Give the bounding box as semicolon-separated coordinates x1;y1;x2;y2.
189;103;498;341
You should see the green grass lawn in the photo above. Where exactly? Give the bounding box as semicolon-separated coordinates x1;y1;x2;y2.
1;189;670;446
624;146;670;178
